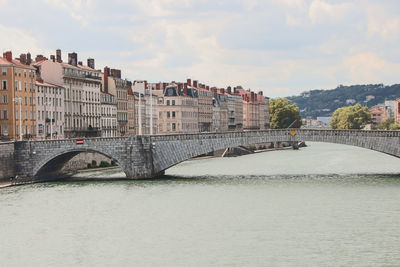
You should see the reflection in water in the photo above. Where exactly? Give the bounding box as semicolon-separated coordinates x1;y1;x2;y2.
1;142;400;266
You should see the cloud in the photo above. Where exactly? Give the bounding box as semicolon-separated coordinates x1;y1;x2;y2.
343;52;400;84
309;0;354;24
366;4;400;40
43;0;94;26
0;24;50;56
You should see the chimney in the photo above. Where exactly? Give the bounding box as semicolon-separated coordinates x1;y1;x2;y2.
78;61;82;66
103;67;110;93
35;55;44;62
19;54;27;65
3;51;12;62
227;86;232;94
186;78;192;86
258;91;263;96
206;85;210;91
68;52;78;66
251;92;255;102
193;80;198;88
56;49;62;63
184;83;188;96
50;55;56;62
27;53;32;65
87;58;95;69
110;69;121;79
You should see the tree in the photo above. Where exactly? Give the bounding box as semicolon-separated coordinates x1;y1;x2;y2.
330;104;371;129
375;118;400;130
270;98;302;129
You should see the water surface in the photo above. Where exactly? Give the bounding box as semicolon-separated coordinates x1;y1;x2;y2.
1;142;400;266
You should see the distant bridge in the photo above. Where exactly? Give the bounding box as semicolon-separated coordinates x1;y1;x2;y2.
13;129;400;180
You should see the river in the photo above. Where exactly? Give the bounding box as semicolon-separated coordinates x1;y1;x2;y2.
1;142;400;266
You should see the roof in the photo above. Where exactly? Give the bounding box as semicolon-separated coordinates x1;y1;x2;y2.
35;81;61;87
0;57;35;69
32;59;47;66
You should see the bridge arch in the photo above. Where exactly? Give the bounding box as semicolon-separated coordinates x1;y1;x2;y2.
33;148;127;179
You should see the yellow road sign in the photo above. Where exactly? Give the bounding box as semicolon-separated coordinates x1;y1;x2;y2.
290;130;296;136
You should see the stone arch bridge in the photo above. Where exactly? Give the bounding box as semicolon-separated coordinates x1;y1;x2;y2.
13;129;400;181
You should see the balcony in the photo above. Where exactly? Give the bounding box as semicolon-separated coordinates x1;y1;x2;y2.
85;74;102;81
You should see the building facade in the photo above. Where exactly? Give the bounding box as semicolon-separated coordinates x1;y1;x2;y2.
370;106;386;126
37;50;102;138
100;91;117;137
35;81;64;139
158;83;198;134
103;67;130;136
0;51;37;140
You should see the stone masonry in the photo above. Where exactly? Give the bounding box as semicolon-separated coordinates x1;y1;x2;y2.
8;129;400;181
0;142;15;182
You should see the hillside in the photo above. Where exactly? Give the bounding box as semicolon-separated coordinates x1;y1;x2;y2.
287;84;400;118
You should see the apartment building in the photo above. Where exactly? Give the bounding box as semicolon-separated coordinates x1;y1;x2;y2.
370;106;386;126
132;80;158;135
158;83;198;134
127;88;135;135
225;87;243;130
258;92;270;129
0;51;36;140
103;67;131;136
35;81;64;139
394;98;400;124
188;79;213;132
211;88;229;132
100;91;117;137
37;50;102;138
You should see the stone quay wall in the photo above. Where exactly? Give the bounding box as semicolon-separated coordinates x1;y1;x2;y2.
0;142;15;182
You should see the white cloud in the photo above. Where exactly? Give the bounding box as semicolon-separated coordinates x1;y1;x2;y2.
366;4;400;40
343;52;400;84
309;0;354;24
0;24;50;56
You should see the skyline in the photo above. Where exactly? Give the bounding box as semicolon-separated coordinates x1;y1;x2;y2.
0;0;399;97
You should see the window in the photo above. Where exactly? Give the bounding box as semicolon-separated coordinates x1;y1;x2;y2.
172;100;175;105
2;80;6;90
172;123;176;131
24;82;27;91
3;95;7;104
172;111;176;118
167;100;170;106
167;111;170;118
3;125;8;136
1;68;6;75
3;109;7;120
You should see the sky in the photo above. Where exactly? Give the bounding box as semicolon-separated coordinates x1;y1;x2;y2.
0;0;399;97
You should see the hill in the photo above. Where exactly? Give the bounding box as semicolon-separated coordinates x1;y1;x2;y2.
287;84;400;118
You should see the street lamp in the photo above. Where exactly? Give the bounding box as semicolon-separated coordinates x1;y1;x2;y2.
13;96;22;141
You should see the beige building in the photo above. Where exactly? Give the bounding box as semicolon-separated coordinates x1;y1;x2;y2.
258;93;270;129
36;50;102;138
212;89;229;132
100;91;117;137
35;81;64;139
188;79;213;132
370;106;386;126
132;80;158;135
127;88;135;135
0;51;37;140
158;83;198;134
103;67;131;136
395;98;400;125
226;88;243;130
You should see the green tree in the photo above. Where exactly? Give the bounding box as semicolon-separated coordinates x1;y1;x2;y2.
270;98;302;129
330;104;371;129
376;118;400;130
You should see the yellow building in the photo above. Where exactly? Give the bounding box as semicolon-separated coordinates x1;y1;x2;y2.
0;51;36;140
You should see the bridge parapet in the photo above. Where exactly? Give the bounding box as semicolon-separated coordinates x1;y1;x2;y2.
8;129;400;181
